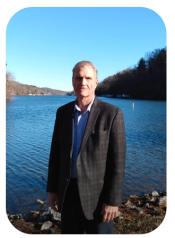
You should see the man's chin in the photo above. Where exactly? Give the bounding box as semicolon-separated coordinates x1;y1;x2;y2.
77;92;89;97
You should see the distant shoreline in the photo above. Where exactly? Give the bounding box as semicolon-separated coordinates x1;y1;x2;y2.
6;94;166;101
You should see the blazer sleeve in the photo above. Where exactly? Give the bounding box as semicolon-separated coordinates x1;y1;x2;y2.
103;108;126;206
46;109;60;193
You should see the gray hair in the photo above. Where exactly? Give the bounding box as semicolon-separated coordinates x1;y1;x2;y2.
72;61;98;78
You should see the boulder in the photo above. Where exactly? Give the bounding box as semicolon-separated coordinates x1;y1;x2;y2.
52;211;61;221
143;203;149;208
117;211;123;217
145;214;151;217
135;201;141;206
156;196;166;207
43;207;61;221
47;228;55;234
145;195;154;201
152;191;159;197
127;205;136;209
125;200;131;206
41;221;52;231
148;207;158;212
134;207;143;214
130;195;138;198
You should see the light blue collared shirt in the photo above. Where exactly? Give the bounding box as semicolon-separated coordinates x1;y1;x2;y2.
71;96;95;178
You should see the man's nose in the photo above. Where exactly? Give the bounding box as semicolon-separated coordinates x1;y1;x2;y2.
81;78;86;85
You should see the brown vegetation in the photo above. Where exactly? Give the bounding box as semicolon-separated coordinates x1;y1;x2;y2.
6;72;68;100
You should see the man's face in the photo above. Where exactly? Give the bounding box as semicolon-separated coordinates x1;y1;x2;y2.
72;65;98;99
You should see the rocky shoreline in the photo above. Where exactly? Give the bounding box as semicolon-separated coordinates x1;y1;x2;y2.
7;190;166;234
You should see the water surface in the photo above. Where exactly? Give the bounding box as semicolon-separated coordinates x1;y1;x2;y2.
6;96;166;214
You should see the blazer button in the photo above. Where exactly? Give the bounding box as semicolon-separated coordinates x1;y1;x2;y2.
66;179;68;182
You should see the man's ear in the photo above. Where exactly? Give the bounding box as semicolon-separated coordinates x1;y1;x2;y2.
96;78;98;87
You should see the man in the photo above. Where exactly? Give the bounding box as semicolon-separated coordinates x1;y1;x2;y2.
47;61;126;234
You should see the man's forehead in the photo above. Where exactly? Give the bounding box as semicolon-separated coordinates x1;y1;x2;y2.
75;64;93;71
74;65;95;75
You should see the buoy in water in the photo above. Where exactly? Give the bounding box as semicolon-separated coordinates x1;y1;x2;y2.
132;103;134;109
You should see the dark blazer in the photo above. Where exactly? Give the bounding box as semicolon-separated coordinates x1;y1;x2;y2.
46;96;126;220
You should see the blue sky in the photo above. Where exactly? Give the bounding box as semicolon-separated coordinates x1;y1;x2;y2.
6;7;166;91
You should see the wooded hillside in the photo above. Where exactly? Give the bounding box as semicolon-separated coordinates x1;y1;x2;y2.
96;47;166;100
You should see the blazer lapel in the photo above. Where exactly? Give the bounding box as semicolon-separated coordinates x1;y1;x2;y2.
78;97;100;154
64;101;75;158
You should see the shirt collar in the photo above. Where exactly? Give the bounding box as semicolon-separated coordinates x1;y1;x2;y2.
74;95;95;113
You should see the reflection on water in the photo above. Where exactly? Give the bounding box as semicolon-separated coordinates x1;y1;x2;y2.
6;96;166;214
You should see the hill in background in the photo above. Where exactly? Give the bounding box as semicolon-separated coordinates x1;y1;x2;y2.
6;74;69;100
41;87;68;95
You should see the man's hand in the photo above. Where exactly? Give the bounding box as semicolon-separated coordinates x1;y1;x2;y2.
47;192;58;212
100;203;118;223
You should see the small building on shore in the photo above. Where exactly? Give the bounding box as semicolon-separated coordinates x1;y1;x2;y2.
122;94;130;98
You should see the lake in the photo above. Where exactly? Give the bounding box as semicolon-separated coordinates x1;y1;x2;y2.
6;95;166;214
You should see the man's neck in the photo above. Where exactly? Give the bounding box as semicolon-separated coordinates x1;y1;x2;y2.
76;95;95;112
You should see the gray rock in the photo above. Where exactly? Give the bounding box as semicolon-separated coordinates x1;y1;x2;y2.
41;221;52;231
134;207;143;214
44;207;61;221
9;215;18;220
156;196;166;206
148;207;158;212
130;195;138;198
155;197;160;204
125;200;131;206
52;211;61;221
29;211;39;214
43;207;53;214
143;203;149;208
117;211;123;217
135;201;141;206
150;196;154;201
153;208;158;212
17;214;23;219
48;228;55;234
127;205;136;209
145;195;154;201
145;214;151;217
152;191;159;197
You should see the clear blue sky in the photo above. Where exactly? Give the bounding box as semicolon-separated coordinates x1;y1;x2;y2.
6;7;166;91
